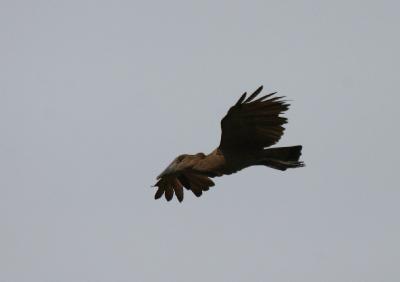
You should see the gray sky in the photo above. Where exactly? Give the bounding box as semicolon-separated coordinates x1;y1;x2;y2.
1;1;399;281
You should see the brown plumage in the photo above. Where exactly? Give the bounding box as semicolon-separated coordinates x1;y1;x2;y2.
153;86;304;202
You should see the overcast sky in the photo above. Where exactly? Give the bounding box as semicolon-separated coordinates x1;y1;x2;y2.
1;1;399;281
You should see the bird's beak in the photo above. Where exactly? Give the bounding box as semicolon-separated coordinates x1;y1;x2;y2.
157;162;176;179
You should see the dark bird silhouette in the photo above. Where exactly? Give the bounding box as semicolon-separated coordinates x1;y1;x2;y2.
153;86;304;202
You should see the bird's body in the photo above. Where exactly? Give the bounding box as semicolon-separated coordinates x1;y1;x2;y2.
153;86;304;202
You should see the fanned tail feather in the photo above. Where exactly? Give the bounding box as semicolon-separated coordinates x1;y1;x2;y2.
261;145;304;171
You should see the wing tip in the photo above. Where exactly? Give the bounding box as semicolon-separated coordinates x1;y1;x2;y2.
236;85;284;106
235;92;247;106
243;85;263;103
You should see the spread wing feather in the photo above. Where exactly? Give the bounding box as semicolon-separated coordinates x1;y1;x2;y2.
153;176;181;202
180;173;215;197
164;186;174;201
172;178;184;202
153;172;215;202
219;86;289;151
154;187;164;200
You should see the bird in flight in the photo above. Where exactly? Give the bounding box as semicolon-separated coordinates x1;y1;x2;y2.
153;86;304;202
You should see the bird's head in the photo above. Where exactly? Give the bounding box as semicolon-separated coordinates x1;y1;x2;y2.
156;154;189;180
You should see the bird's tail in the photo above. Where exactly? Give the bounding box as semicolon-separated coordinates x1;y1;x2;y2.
260;145;304;171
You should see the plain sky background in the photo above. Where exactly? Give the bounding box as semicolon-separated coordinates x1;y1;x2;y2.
1;1;399;281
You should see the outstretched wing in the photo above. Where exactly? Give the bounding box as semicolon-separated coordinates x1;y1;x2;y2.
153;173;215;203
219;86;289;152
